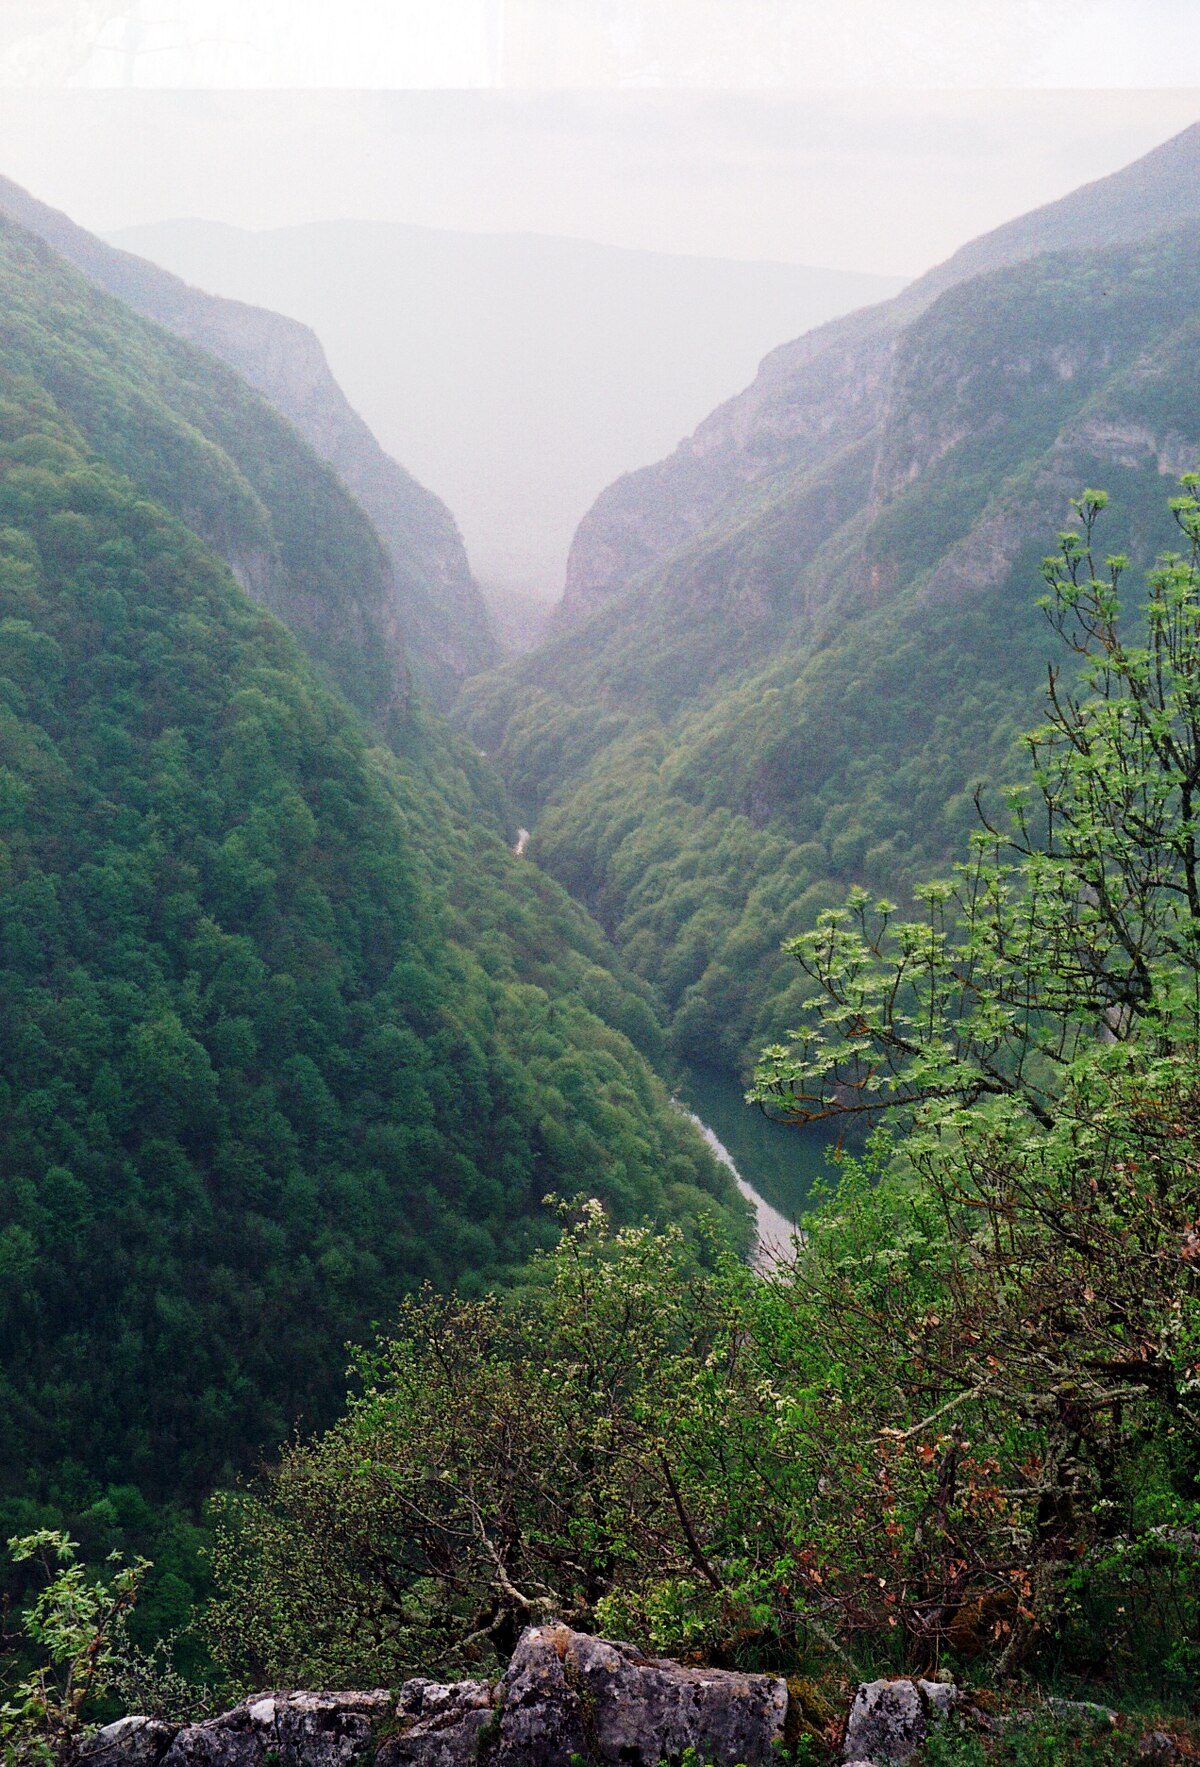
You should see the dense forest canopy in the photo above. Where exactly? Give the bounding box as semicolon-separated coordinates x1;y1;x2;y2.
0;329;743;1543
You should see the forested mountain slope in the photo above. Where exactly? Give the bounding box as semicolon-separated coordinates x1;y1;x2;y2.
560;121;1200;620
0;220;741;1532
0;212;404;726
462;201;1200;1079
0;177;495;707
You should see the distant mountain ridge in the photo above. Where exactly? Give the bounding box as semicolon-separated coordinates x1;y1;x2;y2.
103;214;905;602
562;120;1200;620
0;175;496;706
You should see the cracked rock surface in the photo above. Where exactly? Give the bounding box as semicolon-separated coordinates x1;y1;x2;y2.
157;1691;392;1767
80;1626;789;1767
842;1678;962;1765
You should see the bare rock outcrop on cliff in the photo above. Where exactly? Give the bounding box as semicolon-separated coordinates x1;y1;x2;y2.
561;123;1200;625
79;1644;1159;1767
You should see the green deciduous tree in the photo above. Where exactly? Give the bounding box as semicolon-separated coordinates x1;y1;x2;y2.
746;485;1200;1673
752;484;1200;1134
0;1531;148;1763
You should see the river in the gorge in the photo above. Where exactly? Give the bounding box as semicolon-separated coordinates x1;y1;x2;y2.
512;817;841;1258
677;1064;850;1268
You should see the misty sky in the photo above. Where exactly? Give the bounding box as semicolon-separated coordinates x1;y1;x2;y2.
0;88;1196;276
1;6;1197;600
3;3;1200;91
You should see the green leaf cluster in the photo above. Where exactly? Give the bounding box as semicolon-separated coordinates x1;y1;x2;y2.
0;1530;148;1762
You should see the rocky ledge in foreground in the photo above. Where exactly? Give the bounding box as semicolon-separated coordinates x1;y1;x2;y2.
80;1624;1140;1767
82;1626;789;1767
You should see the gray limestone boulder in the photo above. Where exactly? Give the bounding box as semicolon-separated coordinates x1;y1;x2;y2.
272;1693;395;1767
153;1705;260;1767
842;1678;962;1765
487;1626;588;1767
1140;1732;1178;1759
492;1623;788;1767
81;1718;179;1767
161;1692;391;1767
377;1680;497;1767
1045;1699;1117;1727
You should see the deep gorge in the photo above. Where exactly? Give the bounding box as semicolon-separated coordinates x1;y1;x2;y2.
1;106;1199;1760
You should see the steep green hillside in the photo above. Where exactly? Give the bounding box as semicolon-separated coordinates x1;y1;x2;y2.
462;225;1200;1077
0;213;405;727
559;121;1200;623
0;176;496;708
0;245;742;1526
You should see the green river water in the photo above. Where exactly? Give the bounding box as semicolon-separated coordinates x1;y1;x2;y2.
679;1063;849;1225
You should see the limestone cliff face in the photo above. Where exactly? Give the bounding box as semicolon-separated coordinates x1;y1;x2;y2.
553;230;1200;706
561;122;1200;626
913;388;1200;618
561;306;891;617
0;176;495;707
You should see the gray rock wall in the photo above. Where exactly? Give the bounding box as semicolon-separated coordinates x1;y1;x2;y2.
80;1648;1150;1767
81;1627;788;1767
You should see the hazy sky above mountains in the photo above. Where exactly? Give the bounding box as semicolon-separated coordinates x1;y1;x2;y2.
2;2;1200;90
0;88;1196;276
1;4;1197;599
